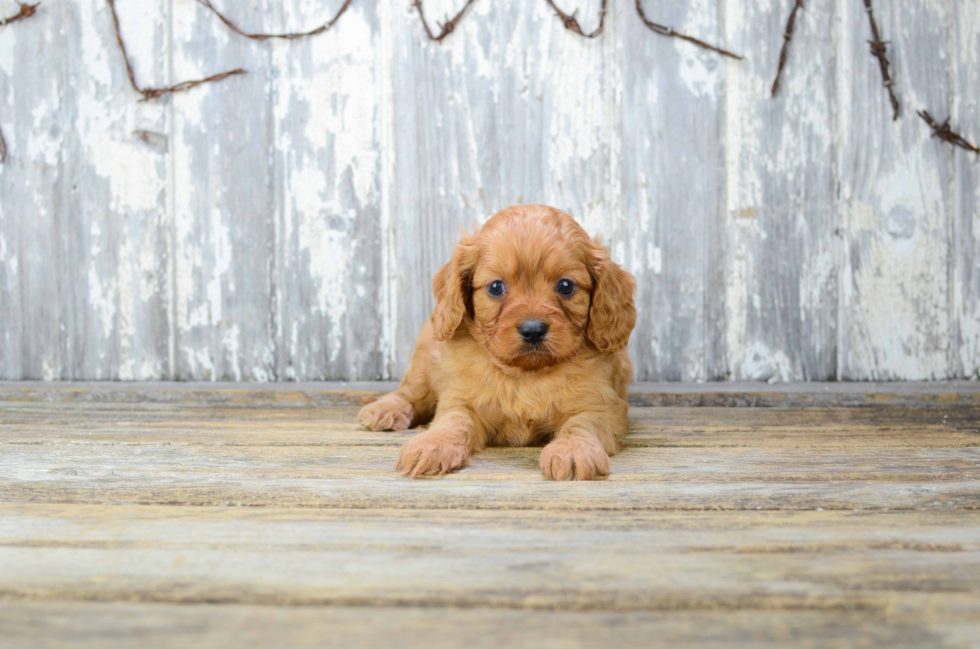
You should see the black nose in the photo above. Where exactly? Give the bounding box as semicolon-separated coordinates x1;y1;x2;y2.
518;320;549;344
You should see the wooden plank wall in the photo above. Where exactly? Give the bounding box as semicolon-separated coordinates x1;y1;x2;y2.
0;0;977;382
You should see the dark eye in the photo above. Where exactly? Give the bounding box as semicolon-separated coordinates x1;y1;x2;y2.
556;279;576;296
487;280;506;298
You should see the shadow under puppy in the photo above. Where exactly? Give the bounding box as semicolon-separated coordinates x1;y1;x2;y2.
359;204;636;480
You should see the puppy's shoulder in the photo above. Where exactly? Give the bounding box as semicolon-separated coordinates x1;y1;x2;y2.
432;333;491;385
544;348;630;404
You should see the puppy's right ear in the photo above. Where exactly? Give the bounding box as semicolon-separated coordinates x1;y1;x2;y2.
431;233;479;341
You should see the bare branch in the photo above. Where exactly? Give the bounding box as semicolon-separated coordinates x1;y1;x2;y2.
194;0;352;41
0;3;42;163
413;0;477;42
863;0;899;120
0;2;38;27
636;0;742;60
107;0;246;101
918;110;979;154
771;0;803;97
545;0;606;39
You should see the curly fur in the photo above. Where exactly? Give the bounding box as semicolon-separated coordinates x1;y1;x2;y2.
358;205;637;480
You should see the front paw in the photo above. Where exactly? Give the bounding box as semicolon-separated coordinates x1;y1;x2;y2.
540;437;610;481
396;432;469;478
358;394;414;431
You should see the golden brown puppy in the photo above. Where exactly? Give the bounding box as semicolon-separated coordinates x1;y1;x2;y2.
358;205;636;480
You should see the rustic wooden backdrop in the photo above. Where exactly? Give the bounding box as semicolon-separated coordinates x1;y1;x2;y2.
0;0;977;382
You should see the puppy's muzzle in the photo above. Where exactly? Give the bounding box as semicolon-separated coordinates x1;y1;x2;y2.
518;320;549;345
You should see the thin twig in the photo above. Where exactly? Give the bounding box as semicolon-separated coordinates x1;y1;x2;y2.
194;0;352;40
863;0;899;120
0;2;37;26
635;0;742;60
1;3;40;164
107;0;245;101
545;0;606;38
413;0;477;42
918;110;979;154
771;0;803;97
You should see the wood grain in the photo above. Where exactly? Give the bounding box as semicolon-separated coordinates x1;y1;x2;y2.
3;403;979;448
1;388;979;645
171;0;276;381
387;0;497;377
0;1;69;380
953;3;980;380
272;0;386;381
3;505;980;611
3;380;977;409
3;601;976;649
387;0;620;378
2;399;978;510
6;439;980;481
66;0;172;381
723;0;837;381
837;0;953;380
622;0;728;380
1;4;980;381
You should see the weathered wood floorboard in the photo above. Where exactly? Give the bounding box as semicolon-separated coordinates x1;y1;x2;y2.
4;380;979;408
1;387;979;646
6;444;980;482
3;602;975;649
3;505;980;611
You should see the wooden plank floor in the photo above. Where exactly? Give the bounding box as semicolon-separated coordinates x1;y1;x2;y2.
1;383;979;648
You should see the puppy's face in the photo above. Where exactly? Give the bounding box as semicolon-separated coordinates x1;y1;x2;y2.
469;230;592;370
431;205;636;370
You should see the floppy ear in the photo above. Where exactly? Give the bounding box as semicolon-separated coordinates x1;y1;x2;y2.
431;234;479;341
586;238;637;353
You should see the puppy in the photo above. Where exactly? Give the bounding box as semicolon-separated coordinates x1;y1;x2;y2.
358;205;636;480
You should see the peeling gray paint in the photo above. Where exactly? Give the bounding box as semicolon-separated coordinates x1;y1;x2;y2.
0;0;977;381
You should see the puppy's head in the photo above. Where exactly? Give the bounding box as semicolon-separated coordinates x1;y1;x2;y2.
431;205;636;370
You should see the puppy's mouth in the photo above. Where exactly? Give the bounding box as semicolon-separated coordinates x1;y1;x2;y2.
481;324;577;371
506;341;565;370
519;340;553;354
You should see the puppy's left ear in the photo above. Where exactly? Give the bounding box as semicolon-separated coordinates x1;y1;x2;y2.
586;238;637;353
